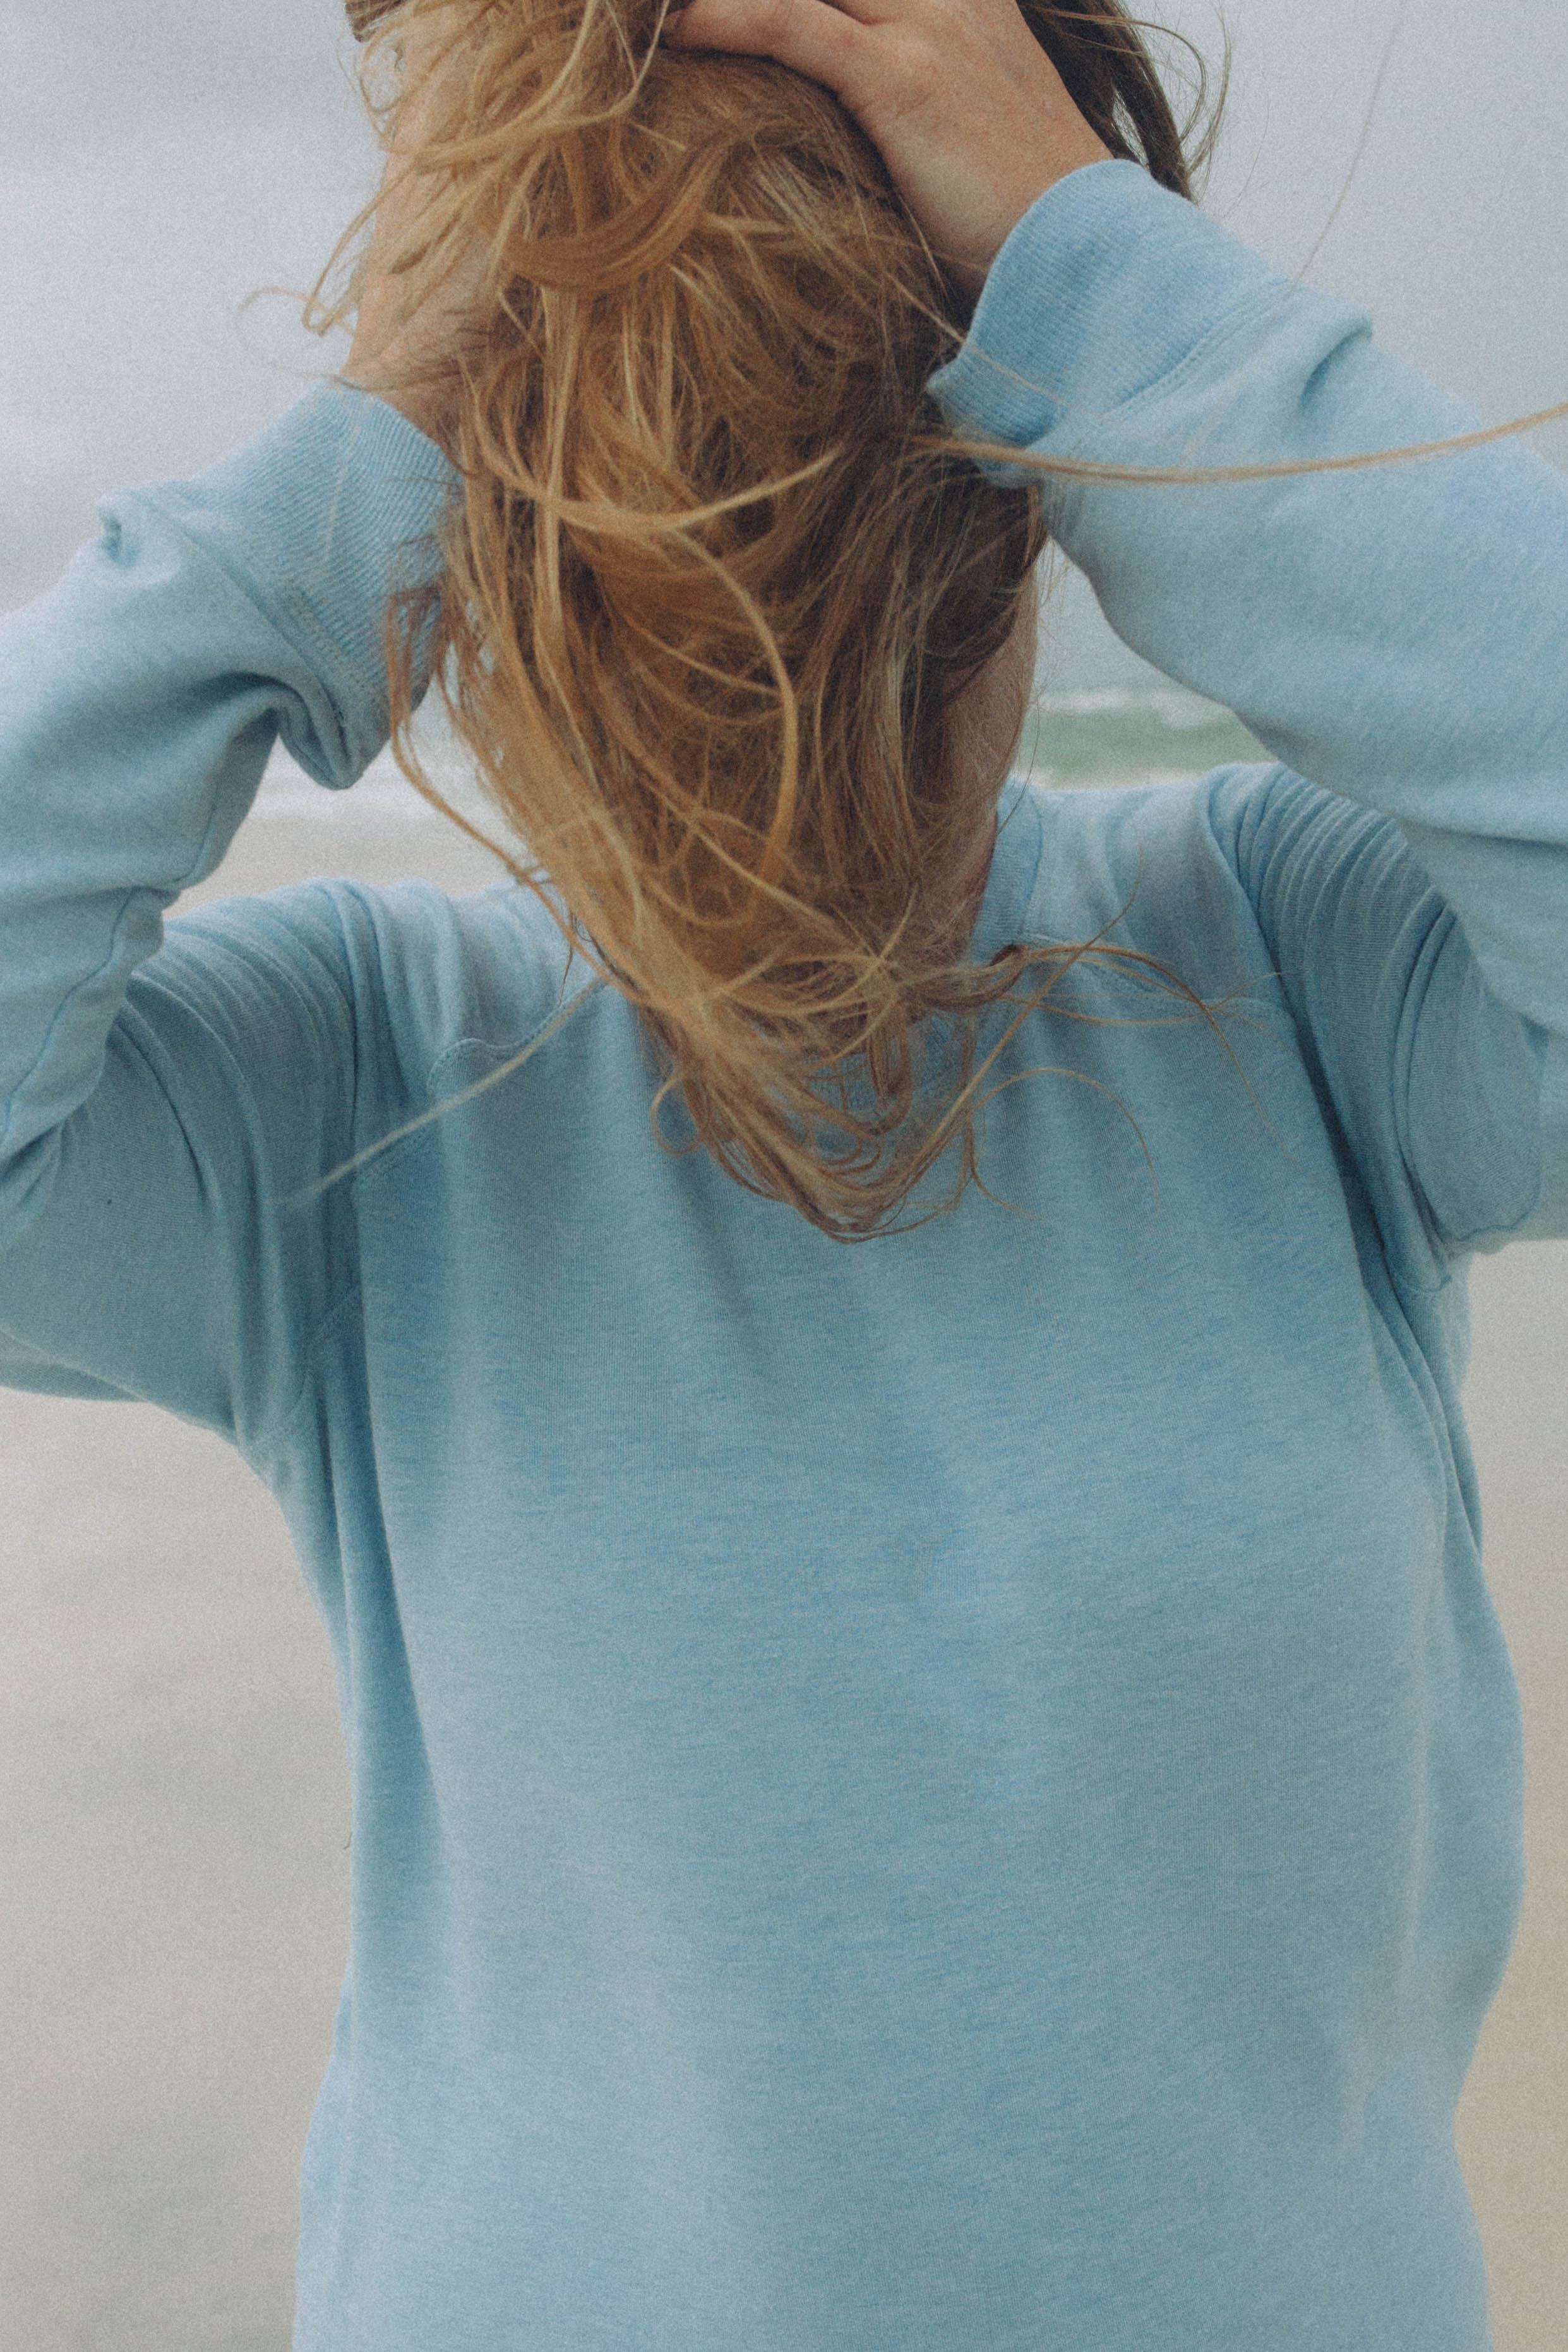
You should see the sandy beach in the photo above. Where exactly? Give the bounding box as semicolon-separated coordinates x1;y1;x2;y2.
3;768;1564;2349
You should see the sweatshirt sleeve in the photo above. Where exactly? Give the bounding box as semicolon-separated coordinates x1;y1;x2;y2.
928;158;1568;1263
0;380;458;1436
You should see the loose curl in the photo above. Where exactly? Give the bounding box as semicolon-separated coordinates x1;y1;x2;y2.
308;0;1228;1239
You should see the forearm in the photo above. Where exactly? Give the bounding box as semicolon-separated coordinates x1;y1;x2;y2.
0;381;455;1223
929;160;1568;1038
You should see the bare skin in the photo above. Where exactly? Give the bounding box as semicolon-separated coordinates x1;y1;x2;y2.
658;0;1110;304
347;0;1109;429
342;0;1100;932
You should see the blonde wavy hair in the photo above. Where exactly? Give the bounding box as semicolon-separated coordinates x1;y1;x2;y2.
307;0;1230;1239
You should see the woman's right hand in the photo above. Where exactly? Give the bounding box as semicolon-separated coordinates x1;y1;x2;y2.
659;0;1111;301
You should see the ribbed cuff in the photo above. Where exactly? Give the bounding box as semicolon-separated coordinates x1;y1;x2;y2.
124;379;461;771
925;159;1290;486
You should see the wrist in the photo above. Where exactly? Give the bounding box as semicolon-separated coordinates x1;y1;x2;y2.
1008;130;1117;229
943;137;1115;323
926;161;1283;479
342;339;462;463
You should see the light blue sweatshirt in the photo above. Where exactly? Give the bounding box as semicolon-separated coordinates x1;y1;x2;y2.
4;159;1565;2350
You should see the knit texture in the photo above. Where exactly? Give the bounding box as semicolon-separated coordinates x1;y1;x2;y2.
4;160;1566;2349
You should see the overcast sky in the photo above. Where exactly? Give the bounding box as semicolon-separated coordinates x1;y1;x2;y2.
3;0;1566;687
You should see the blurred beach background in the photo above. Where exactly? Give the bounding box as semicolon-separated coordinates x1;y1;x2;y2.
3;0;1566;2345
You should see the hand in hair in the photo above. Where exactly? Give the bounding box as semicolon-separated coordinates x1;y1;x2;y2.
660;0;1110;301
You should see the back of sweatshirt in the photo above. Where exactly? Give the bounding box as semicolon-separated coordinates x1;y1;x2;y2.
3;162;1567;2350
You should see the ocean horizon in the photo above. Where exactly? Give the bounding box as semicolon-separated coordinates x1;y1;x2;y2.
251;683;1270;824
15;693;1568;2352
